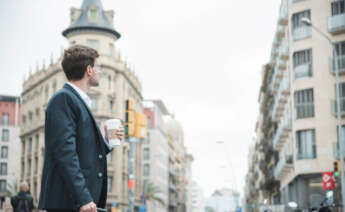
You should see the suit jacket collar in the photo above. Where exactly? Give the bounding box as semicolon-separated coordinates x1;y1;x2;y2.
63;83;103;141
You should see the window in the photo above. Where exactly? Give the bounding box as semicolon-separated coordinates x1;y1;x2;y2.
296;129;316;159
108;76;112;89
143;148;150;160
1;146;8;159
22;115;26;125
294;89;314;119
107;176;113;192
1;129;9;142
28;137;32;152
332;0;345;16
293;49;312;79
334;41;345;72
45;85;49;101
35;157;38;173
292;10;311;41
35;134;39;152
0;163;7;175
143;164;150;176
2;113;9;125
90;98;97;110
28;159;31;176
109;100;114;111
87;39;99;51
292;10;311;30
109;43;114;56
35;108;40;119
88;8;98;22
0;180;6;192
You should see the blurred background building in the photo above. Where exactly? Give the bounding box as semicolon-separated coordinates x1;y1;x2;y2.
0;95;21;209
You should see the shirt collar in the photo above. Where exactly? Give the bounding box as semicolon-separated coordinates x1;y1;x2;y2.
67;82;92;108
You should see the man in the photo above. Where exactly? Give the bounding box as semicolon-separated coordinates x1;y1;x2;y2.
11;182;34;212
38;45;124;212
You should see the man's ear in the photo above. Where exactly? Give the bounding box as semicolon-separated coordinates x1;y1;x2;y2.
85;65;92;77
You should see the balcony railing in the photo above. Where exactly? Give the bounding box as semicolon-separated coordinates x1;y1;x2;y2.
277;25;286;39
279;43;289;60
331;97;345;116
329;55;345;75
277;58;287;71
328;13;345;34
294;62;312;79
293;27;312;41
278;3;288;26
273;114;292;150
169;182;177;191
274;154;293;179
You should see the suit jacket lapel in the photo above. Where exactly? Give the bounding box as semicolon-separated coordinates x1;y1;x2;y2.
63;83;104;141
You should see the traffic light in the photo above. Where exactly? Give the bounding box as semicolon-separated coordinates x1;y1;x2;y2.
134;112;147;139
125;99;135;137
334;161;340;177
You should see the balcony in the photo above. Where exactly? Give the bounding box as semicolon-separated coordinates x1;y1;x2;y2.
278;5;288;26
276;25;286;39
329;55;345;75
292;27;312;41
280;79;290;96
273;36;280;48
279;43;289;61
274;154;293;179
331;97;345;117
169;182;177;191
273;114;292;150
328;13;345;34
294;62;312;79
277;59;287;71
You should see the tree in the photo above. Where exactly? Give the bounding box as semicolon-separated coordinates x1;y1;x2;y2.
144;181;166;206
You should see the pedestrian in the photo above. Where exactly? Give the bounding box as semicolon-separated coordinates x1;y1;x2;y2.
11;181;34;212
38;45;124;212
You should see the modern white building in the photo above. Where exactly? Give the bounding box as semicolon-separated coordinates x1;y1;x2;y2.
142;100;170;212
190;181;205;212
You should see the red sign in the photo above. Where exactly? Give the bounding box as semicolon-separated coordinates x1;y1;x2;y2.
322;172;336;190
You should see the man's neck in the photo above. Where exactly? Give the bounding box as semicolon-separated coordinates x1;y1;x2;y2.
69;80;90;93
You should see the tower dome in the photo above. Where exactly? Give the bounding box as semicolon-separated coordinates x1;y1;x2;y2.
62;0;121;39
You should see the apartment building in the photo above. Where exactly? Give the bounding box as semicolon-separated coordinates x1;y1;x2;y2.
0;95;21;209
20;0;144;210
245;0;345;210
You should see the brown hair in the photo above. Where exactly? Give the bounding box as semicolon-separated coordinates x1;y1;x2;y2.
61;45;99;81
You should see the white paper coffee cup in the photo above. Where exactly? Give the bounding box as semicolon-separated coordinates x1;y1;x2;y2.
105;119;122;146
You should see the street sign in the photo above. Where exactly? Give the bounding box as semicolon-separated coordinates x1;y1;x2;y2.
322;172;336;190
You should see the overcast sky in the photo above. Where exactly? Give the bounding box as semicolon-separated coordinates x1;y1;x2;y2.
0;0;280;198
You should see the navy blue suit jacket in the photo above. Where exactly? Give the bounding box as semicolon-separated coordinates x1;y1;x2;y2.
38;83;113;210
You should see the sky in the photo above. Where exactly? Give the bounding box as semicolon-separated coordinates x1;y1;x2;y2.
0;0;281;198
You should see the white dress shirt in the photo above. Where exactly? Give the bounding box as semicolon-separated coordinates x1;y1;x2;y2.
67;82;92;108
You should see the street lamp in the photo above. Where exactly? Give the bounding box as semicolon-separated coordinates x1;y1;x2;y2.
301;17;345;211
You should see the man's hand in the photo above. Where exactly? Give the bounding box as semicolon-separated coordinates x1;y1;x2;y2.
80;201;97;212
116;126;124;141
104;125;124;142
